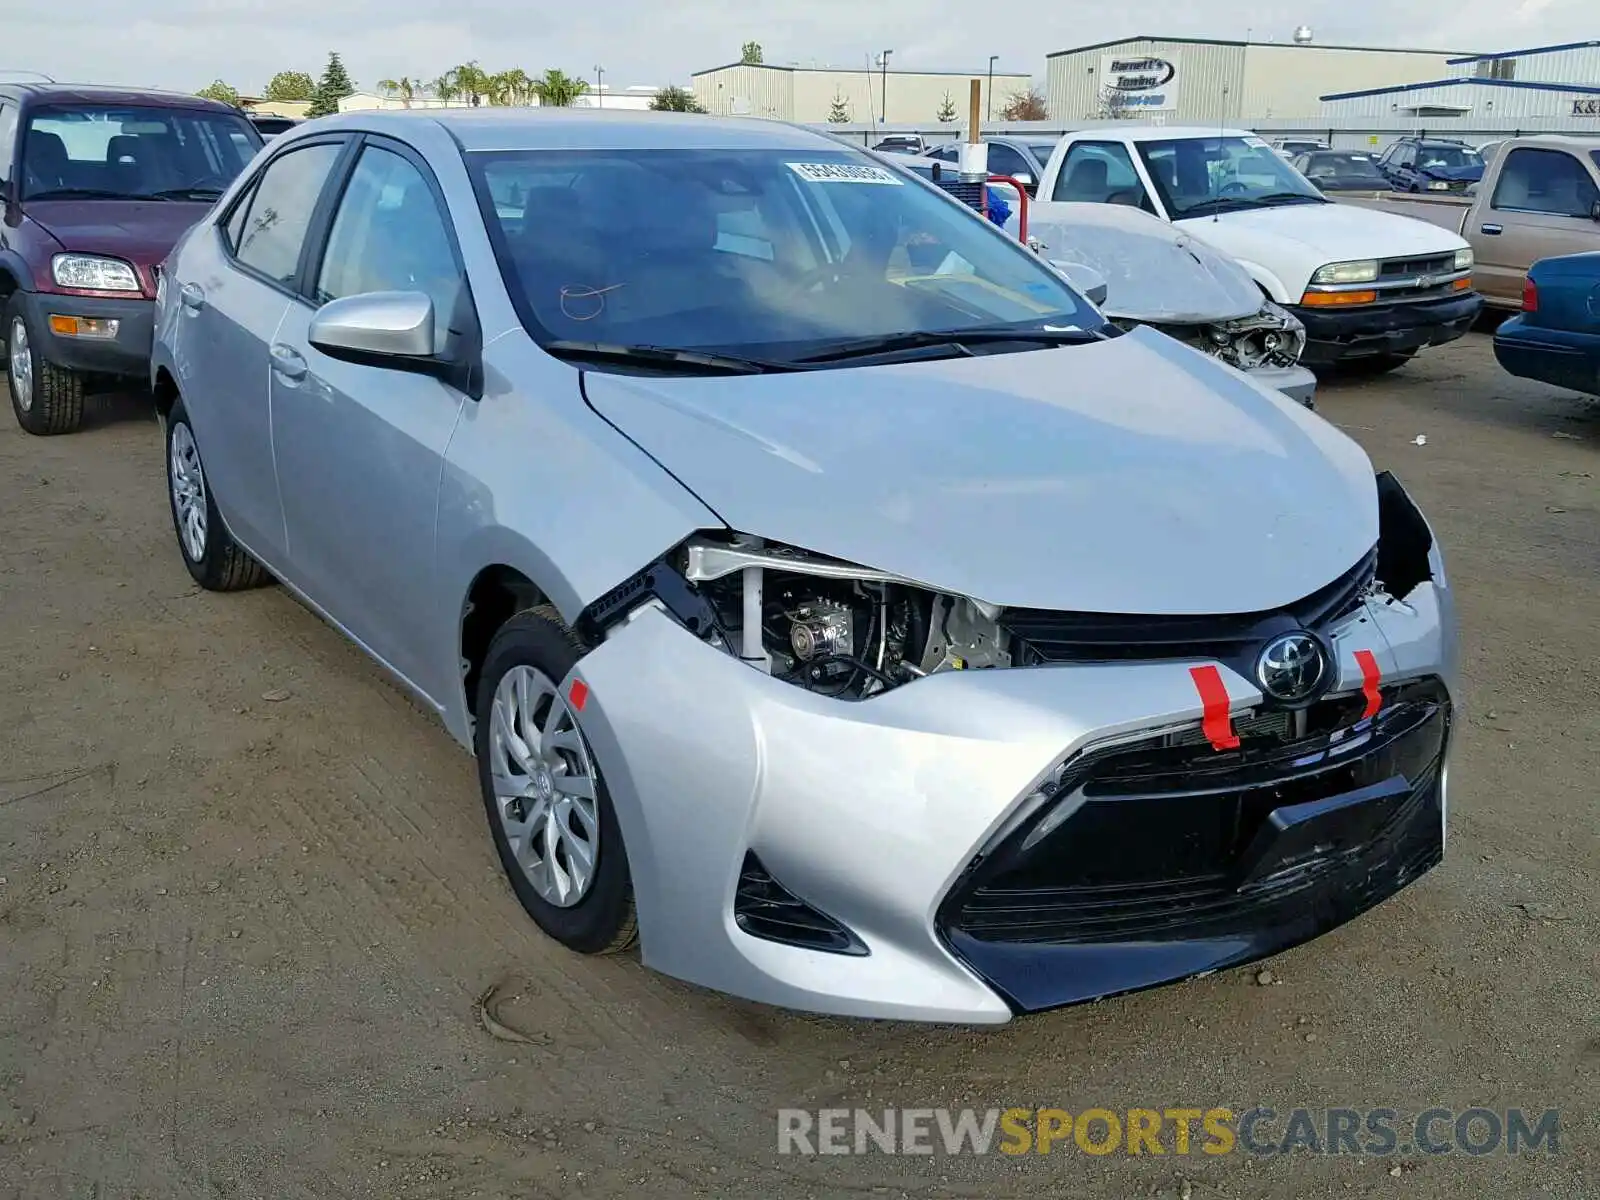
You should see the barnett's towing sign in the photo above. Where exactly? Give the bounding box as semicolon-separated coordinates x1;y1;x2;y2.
1099;53;1182;112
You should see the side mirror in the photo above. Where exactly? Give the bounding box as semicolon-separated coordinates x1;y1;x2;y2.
309;291;435;360
1050;260;1109;307
1011;171;1034;188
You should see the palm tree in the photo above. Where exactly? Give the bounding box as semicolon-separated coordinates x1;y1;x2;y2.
375;77;419;107
490;68;533;106
442;61;493;107
431;74;458;103
532;68;588;108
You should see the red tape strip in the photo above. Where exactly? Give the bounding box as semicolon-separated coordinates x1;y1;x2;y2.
1188;665;1240;751
1353;650;1383;720
568;679;590;712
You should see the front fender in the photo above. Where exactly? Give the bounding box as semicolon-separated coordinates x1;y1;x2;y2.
1235;259;1292;304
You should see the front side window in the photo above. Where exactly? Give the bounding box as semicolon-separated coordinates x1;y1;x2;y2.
1302;153;1387;183
314;144;462;353
0;103;17;185
19;104;261;201
1051;142;1147;206
1492;148;1600;218
470;147;1097;367
232;141;343;286
1136;136;1325;217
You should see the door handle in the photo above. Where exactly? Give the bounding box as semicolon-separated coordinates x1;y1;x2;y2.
1480;223;1503;235
179;282;206;310
269;343;308;381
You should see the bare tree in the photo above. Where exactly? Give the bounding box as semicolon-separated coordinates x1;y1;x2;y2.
1000;85;1048;122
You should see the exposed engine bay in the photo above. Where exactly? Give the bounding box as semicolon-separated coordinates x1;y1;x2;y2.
579;471;1434;702
1112;303;1307;373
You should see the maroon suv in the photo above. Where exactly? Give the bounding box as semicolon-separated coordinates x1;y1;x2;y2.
1;84;263;434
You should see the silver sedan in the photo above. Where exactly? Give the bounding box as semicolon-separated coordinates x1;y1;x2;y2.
152;108;1458;1023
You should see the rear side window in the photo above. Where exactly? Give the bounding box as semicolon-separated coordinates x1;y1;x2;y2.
986;142;1031;181
233;142;343;286
1492;148;1600;218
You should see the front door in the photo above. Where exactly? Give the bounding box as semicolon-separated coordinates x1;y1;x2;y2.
269;137;474;700
1478;147;1600;307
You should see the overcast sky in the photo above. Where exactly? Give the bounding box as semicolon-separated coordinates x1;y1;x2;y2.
10;0;1588;96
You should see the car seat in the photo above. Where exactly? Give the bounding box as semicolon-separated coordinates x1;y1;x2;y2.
22;131;71;192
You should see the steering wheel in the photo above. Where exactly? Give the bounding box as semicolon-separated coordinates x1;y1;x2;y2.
1217;180;1252;197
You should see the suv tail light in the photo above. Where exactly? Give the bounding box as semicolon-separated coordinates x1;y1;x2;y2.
1522;276;1538;312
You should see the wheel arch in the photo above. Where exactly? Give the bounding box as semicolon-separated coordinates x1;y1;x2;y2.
459;563;553;725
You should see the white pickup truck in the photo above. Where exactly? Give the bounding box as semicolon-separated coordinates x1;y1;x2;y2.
1033;127;1484;371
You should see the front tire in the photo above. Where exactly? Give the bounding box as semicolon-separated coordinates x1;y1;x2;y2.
475;607;637;955
7;296;86;436
164;399;270;591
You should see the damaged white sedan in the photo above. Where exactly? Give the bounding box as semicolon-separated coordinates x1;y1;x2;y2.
1013;200;1319;407
151;109;1457;1023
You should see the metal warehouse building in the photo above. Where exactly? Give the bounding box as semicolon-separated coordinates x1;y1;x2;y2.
1320;78;1600;121
691;63;1031;125
1045;35;1472;123
1448;40;1600;87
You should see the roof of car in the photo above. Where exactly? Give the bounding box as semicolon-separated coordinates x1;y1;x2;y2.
317;107;846;153
1077;126;1259;143
0;82;242;113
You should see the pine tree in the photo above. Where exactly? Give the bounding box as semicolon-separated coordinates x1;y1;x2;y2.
306;52;355;119
936;92;957;123
827;91;851;124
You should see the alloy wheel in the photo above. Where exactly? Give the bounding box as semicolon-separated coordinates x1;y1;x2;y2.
169;422;209;563
488;665;601;908
9;318;32;412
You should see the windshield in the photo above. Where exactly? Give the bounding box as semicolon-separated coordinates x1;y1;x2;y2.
1415;145;1482;171
469;147;1098;368
1302;153;1387;181
1136;136;1325;217
20;104;261;201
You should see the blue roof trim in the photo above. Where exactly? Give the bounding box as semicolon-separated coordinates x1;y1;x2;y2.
1321;76;1600;101
1447;39;1600;64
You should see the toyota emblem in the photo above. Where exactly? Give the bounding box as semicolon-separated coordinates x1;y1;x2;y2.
1255;632;1328;703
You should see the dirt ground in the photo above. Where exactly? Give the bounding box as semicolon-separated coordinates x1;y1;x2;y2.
2;334;1596;1200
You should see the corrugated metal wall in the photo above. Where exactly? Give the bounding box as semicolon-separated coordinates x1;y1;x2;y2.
693;65;794;120
1464;45;1600;86
1323;82;1600;121
1241;46;1462;118
1046;40;1246;124
692;66;1030;125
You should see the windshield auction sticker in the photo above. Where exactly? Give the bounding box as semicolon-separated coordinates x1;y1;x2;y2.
787;162;904;185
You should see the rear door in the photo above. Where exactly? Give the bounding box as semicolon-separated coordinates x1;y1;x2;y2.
173;136;347;561
268;135;475;700
1478;147;1600;305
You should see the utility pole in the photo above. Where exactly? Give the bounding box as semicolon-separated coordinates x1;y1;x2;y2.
987;55;997;121
594;65;604;107
879;49;892;122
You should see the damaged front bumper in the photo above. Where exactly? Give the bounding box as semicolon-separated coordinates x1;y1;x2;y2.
564;493;1456;1023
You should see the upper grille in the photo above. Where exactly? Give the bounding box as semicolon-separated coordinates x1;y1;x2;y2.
1001;546;1376;669
1380;253;1456;281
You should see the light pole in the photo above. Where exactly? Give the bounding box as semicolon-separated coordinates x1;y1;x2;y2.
987;55;997;122
594;65;604;107
879;49;892;123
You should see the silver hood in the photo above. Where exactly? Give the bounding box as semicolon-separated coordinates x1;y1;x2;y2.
1011;201;1264;324
582;326;1377;615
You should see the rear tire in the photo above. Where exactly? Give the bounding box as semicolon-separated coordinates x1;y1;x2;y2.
475;606;637;956
7;296;86;436
164;398;271;591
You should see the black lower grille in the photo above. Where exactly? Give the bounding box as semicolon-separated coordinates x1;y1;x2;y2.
1000;547;1376;671
940;678;1449;947
734;854;867;956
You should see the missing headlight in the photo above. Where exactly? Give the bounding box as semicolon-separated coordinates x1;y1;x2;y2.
1375;471;1435;599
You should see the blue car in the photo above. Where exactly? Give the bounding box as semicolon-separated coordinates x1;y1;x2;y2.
1493;251;1600;396
1377;138;1484;194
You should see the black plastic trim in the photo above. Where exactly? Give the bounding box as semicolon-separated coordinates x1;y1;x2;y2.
734;853;868;957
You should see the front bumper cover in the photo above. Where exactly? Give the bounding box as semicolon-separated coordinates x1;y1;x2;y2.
16;289;155;379
1293;291;1483;367
568;557;1456;1023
